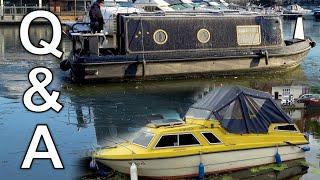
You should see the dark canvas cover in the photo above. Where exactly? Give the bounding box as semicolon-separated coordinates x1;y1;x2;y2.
185;86;292;134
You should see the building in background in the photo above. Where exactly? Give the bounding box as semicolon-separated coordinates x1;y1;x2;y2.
0;0;48;6
0;0;91;15
272;85;309;100
48;0;92;14
0;0;91;21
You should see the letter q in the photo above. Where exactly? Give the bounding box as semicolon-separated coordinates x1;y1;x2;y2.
20;10;63;58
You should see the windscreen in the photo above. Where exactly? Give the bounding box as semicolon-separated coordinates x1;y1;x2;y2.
132;131;154;148
185;108;212;119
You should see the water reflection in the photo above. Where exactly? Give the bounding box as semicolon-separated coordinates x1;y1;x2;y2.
68;82;319;179
0;24;71;59
0;20;319;179
62;74;316;151
0;24;72;99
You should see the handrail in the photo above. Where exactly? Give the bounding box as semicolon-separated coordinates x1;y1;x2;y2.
1;6;46;16
0;6;86;16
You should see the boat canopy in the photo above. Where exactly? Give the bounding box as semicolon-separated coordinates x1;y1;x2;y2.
185;86;292;134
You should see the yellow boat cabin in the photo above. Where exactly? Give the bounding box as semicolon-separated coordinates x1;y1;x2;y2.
95;119;307;160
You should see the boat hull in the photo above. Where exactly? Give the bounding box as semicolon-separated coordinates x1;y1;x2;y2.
70;41;310;82
96;145;306;178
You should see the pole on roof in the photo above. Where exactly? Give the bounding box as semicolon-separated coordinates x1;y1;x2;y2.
39;0;42;8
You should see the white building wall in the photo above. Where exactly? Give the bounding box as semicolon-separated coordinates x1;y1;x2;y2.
272;85;309;100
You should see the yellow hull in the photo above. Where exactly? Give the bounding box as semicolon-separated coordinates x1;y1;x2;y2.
94;120;308;160
94;119;308;177
98;145;305;178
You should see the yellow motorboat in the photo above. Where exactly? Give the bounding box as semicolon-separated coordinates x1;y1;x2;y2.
93;86;309;178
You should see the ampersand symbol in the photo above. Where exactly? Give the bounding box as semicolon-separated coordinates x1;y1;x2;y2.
23;67;63;112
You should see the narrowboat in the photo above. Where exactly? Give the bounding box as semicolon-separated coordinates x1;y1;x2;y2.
93;86;310;178
61;13;315;82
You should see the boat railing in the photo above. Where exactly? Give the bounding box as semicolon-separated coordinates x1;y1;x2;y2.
52;10;87;17
0;5;87;18
0;5;46;16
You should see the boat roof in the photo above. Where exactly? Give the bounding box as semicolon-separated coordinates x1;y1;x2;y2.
185;86;292;134
121;11;280;17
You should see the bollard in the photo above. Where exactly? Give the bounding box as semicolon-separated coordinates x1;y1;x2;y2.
130;162;138;180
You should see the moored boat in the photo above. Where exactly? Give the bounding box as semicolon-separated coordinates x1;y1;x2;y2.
61;12;315;82
283;4;311;17
93;86;310;178
313;7;320;20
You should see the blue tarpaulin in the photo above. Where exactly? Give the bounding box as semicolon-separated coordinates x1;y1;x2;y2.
185;86;292;134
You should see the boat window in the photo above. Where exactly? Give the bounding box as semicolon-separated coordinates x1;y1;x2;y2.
274;124;297;131
218;99;244;120
155;135;178;148
252;97;266;107
179;134;200;146
202;132;222;144
185;108;212;119
132;131;154;148
197;29;211;44
236;25;261;46
155;133;200;148
153;29;168;45
245;97;266;120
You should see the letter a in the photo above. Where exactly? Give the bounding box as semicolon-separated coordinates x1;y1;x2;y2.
21;124;64;169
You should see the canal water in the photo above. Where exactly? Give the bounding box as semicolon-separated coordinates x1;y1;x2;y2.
0;20;319;180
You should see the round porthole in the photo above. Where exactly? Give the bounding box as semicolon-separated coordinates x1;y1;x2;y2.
153;29;168;45
197;29;210;44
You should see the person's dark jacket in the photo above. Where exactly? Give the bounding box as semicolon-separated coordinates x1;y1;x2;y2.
89;2;104;32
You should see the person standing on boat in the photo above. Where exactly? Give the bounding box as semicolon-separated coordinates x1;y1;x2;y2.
89;0;105;33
